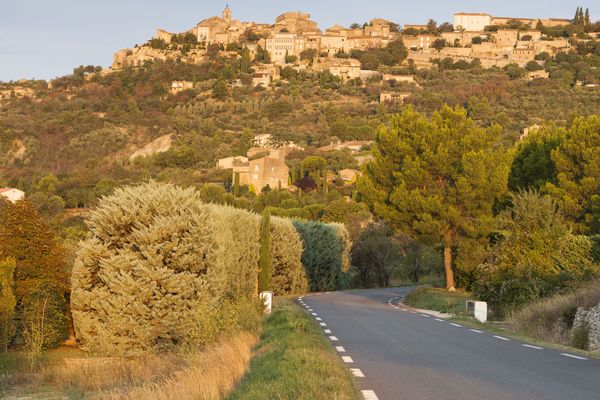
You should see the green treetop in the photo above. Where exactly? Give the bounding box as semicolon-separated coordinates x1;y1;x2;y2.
357;106;509;291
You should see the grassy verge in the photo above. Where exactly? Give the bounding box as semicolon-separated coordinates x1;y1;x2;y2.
403;285;600;359
1;333;258;399
404;286;471;314
228;298;360;400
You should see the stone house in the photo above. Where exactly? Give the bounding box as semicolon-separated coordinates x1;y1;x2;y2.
527;69;549;80
170;81;194;94
155;29;174;44
401;34;437;51
241;156;289;192
511;48;536;63
0;188;25;203
274;12;320;34
266;32;307;63
338;169;361;184
313;58;361;81
494;29;519;48
454;13;492;32
380;92;411;104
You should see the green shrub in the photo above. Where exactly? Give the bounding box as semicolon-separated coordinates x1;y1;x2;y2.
0;258;16;351
591;235;600;263
474;190;599;316
292;220;343;292
72;182;261;355
0;200;68;349
270;217;308;295
572;322;589;350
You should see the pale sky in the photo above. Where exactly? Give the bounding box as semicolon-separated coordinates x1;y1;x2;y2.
0;0;595;81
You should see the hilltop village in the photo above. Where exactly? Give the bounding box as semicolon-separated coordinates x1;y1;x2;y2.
113;7;580;76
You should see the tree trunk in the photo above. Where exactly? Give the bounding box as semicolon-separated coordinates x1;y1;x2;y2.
444;230;456;292
414;244;421;283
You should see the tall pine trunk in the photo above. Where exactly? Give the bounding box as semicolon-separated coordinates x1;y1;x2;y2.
443;230;456;291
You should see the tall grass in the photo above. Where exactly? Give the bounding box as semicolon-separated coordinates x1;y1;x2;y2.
40;333;258;399
508;281;600;347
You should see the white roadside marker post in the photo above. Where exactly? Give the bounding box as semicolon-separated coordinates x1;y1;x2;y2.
259;291;273;314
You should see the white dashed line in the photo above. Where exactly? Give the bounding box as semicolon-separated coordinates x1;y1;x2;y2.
469;329;483;333
561;353;588;360
308;309;314;312
420;314;431;318
335;346;346;352
320;322;327;326
434;318;444;322
409;311;417;314
522;344;543;350
311;313;318;316
450;323;462;327
342;356;354;363
315;317;322;321
493;335;510;341
324;329;332;334
362;390;379;400
350;368;365;378
329;336;339;341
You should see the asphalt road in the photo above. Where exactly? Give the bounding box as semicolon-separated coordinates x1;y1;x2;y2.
298;287;600;400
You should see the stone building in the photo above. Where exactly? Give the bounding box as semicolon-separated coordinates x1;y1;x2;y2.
170;81;194;94
155;29;174;44
195;5;245;45
380;92;411;104
0;188;25;203
454;13;492;32
313;58;361;81
240;156;290;192
274;12;320;34
494;29;520;48
265;32;307;62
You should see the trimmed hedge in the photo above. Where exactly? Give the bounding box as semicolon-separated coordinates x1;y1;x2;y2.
72;183;269;355
292;220;351;292
72;182;311;354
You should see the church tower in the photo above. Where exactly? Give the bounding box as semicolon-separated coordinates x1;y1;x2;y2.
223;5;232;24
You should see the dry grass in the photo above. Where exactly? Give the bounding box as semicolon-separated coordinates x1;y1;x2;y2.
508;281;600;346
41;332;258;399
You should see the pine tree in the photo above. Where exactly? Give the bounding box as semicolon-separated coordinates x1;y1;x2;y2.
544;115;600;234
258;209;271;292
357;106;509;291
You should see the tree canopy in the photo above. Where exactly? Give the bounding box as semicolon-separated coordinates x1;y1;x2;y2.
357;106;509;290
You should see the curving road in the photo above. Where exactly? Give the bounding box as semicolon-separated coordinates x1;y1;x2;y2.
298;287;600;400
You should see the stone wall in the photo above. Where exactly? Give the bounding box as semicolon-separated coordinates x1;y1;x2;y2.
573;304;600;351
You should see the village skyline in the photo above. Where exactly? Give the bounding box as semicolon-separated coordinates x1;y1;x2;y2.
1;0;595;81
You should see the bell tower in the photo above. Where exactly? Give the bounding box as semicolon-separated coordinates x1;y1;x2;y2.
223;4;232;24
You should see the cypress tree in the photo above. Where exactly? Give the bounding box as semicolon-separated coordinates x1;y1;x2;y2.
233;172;240;197
258;209;271;292
585;8;590;25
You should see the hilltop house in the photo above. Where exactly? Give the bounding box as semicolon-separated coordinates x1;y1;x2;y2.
0;188;25;203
